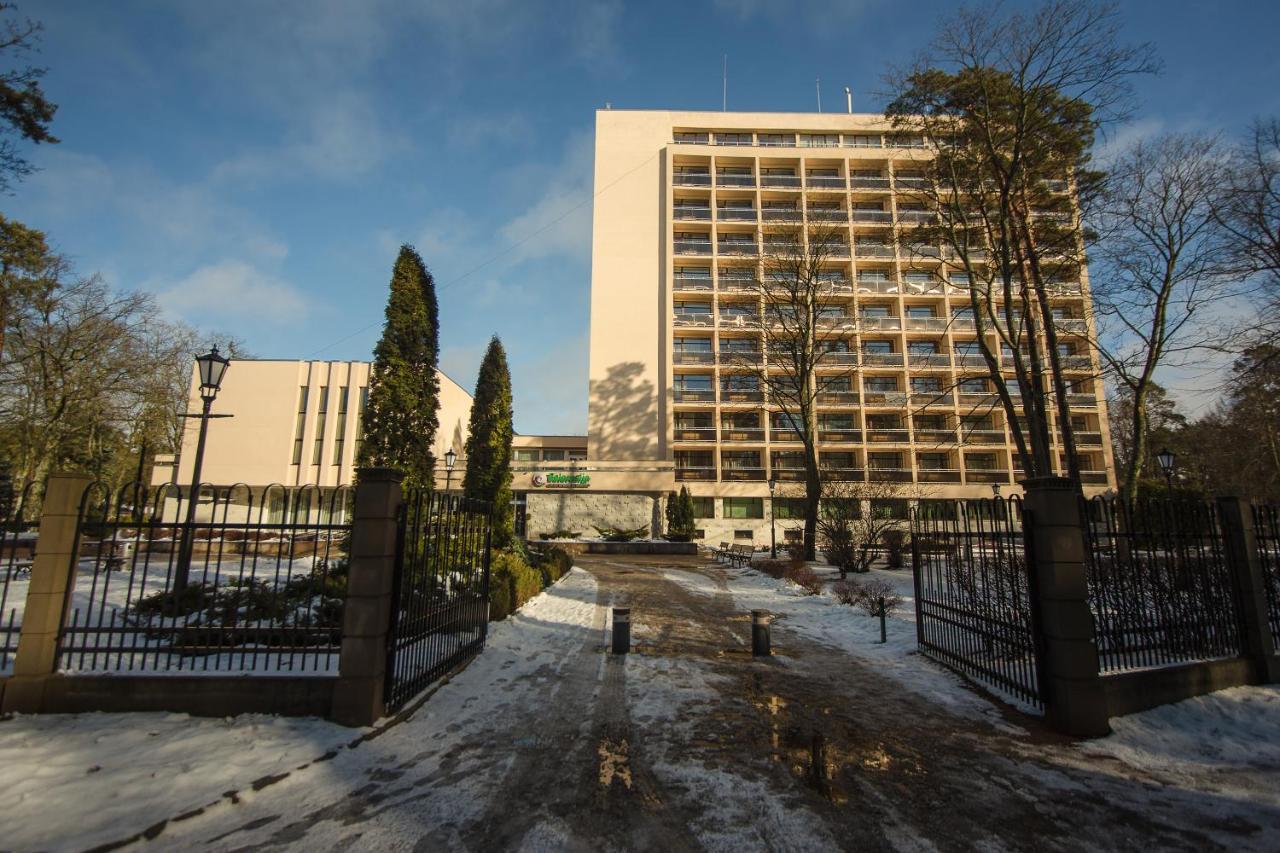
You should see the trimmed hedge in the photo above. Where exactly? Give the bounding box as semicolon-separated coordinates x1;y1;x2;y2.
488;545;575;621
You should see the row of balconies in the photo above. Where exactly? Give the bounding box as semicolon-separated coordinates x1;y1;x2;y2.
673;425;1105;446
672;350;1093;371
673;274;1085;298
670;387;1099;409
674;464;1108;485
670;131;928;149
672;311;1090;335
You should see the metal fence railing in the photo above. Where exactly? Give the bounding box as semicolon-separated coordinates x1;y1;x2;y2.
56;482;352;674
1;483;41;673
1254;503;1280;652
910;497;1042;709
383;489;492;713
1081;496;1242;673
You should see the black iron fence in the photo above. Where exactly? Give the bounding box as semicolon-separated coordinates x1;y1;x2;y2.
1;483;40;673
56;482;352;674
383;488;492;713
1254;504;1280;652
910;497;1042;708
1081;496;1242;673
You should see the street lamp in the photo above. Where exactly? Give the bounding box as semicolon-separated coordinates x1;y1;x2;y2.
991;483;1002;499
175;346;231;594
768;477;777;559
1156;447;1175;489
444;447;457;494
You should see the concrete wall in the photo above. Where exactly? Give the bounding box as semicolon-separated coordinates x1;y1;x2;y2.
526;491;661;539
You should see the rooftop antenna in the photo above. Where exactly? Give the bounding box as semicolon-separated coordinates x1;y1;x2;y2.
722;55;727;111
816;78;822;112
844;86;852;114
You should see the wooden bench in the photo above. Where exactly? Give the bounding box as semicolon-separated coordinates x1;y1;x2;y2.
726;543;754;568
711;541;731;561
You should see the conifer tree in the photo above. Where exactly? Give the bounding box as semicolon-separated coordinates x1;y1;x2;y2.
357;245;440;491
667;486;696;541
463;336;515;548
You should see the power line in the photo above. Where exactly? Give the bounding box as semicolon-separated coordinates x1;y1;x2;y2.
305;148;660;359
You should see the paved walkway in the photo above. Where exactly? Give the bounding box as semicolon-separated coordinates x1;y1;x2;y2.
148;556;1279;852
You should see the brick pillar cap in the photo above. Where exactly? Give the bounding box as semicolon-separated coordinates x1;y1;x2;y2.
355;467;405;483
1018;475;1078;492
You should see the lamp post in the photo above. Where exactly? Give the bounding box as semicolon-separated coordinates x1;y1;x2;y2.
174;346;231;594
1156;447;1175;490
768;477;777;559
443;447;457;495
991;483;1002;499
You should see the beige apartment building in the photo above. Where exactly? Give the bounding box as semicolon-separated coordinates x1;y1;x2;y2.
586;108;1115;544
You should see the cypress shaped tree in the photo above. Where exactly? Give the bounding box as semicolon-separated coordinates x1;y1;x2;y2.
463;336;515;548
357;245;440;491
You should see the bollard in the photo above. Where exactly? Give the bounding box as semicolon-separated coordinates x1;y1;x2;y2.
751;609;772;657
612;607;630;654
878;596;887;644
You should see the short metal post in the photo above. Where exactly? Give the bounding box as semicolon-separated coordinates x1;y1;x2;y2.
878;596;887;644
612;607;630;654
752;609;771;657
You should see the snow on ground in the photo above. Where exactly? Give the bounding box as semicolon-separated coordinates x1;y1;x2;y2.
0;712;355;852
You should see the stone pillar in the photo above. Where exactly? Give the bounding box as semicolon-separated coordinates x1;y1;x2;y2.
1021;476;1110;737
2;472;93;714
1217;497;1280;683
331;468;403;727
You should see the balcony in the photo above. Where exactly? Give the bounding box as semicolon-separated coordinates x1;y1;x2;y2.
719;313;759;329
860;316;903;331
895;176;928;189
722;467;767;481
806;175;846;190
815;314;855;329
824;468;866;481
861;352;904;367
817;391;860;406
717;174;756;188
852;210;893;224
771;428;803;443
673;312;713;327
910;392;953;406
718;277;756;292
721;428;765;442
910;354;953;368
857;278;900;294
1060;355;1092;370
961;429;1007;444
718;241;758;256
718;350;762;365
905;316;949;332
917;469;962;483
866;429;910;443
1043;179;1068;193
820;351;859;367
851;177;891;190
867;468;913;482
818;278;853;294
958;392;999;406
762;208;802;222
855;243;895;258
673;427;716;441
965;469;1011;484
673;206;711;221
950;315;977;328
915;429;958;444
819;429;862;444
1067;394;1097;408
1076;431;1103;446
718;207;758;222
1080;471;1109;485
863;391;909;406
675;240;712;256
954;354;989;368
1055;318;1088;333
761;174;801;189
808;208;846;222
720;389;764;403
672;276;712;292
673;388;715;402
771;469;806;482
1046;281;1083;295
674;172;712;187
898;211;939;225
674;351;714;365
676;467;716;481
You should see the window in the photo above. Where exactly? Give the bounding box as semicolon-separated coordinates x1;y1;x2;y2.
568;449;587;461
715;132;753;146
821;451;858;470
861;304;893;318
542;449;566;461
820;414;857;430
862;339;894;353
822;498;862;519
771;451;806;470
954;341;982;356
867;414;901;430
734;529;754;541
773;498;806;519
906;305;936;319
723;497;764;519
513;449;538;462
952;307;975;320
331;387;349;465
674;300;712;315
965;453;999;470
870;499;909;519
353;386;369;461
291;386;309;465
868;452;903;470
846;134;881;147
864;376;899;392
675;374;713;390
959;377;989;393
911;377;942;392
908;340;939;355
673;131;708;144
311;386;329;465
691;497;715;518
674;337;712;353
918;453;950;470
675;265;711;281
757;133;795;147
720;374;760;392
722;451;762;470
915;415;948;431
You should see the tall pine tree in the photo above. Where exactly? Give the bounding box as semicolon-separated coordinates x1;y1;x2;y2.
463;336;515;548
357;245;440;491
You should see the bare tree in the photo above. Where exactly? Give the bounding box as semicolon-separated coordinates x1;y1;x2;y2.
885;0;1158;483
727;223;856;560
815;473;922;578
1087;134;1231;501
1217;118;1280;356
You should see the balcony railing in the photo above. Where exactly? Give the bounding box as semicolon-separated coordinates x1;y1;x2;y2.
674;351;714;365
718;350;762;365
855;244;895;257
961;429;1007;444
898;210;938;224
808;208;846;222
673;207;711;221
866;429;911;442
720;428;765;442
806;176;846;189
718;241;758;256
675;467;716;481
824;467;866;481
1055;318;1088;333
673;388;715;402
817;391;860;405
672;277;712;291
815;314;855;329
818;429;862;444
761;175;801;188
719;389;764;403
674;173;711;187
716;174;756;188
1060;355;1092;370
719;313;759;328
1080;471;1109;485
819;279;853;293
856;278;900;294
910;354;952;368
674;240;712;255
915;429;958;444
917;469;962;483
673;312;714;327
905;316;949;332
771;428;804;442
1076;431;1103;446
965;469;1011;483
1067;394;1097;408
819;351;859;367
860;316;903;331
861;352;904;367
718;277;756;292
953;354;988;367
718;208;758;222
895;176;928;189
958;392;999;406
910;392;953;407
762;209;802;222
722;467;767;481
867;468;913;482
852;210;893;223
863;391;909;406
851;177;891;189
772;469;806;482
673;426;716;441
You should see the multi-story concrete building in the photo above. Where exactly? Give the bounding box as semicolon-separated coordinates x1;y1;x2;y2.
586;109;1115;544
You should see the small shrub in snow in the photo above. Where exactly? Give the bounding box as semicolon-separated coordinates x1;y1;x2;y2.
831;580;859;606
830;577;903;617
755;559;788;580
538;529;580;541
592;524;649;542
881;529;906;569
489;550;544;621
785;563;823;595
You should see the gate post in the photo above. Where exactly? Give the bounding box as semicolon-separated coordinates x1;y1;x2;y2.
2;472;93;714
331;467;403;727
1021;476;1109;737
1216;497;1280;683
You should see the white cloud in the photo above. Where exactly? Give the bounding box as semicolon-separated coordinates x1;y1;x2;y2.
157;261;309;328
498;130;595;265
511;331;589;435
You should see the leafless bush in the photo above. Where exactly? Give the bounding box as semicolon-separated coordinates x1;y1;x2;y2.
832;577;903;617
785;563;823;595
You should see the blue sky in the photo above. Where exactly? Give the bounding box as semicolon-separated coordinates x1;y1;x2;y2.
8;1;1280;433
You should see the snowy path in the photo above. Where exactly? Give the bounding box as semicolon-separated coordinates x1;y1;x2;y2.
1;557;1278;851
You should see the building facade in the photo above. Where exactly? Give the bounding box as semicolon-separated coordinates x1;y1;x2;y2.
587;109;1116;544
